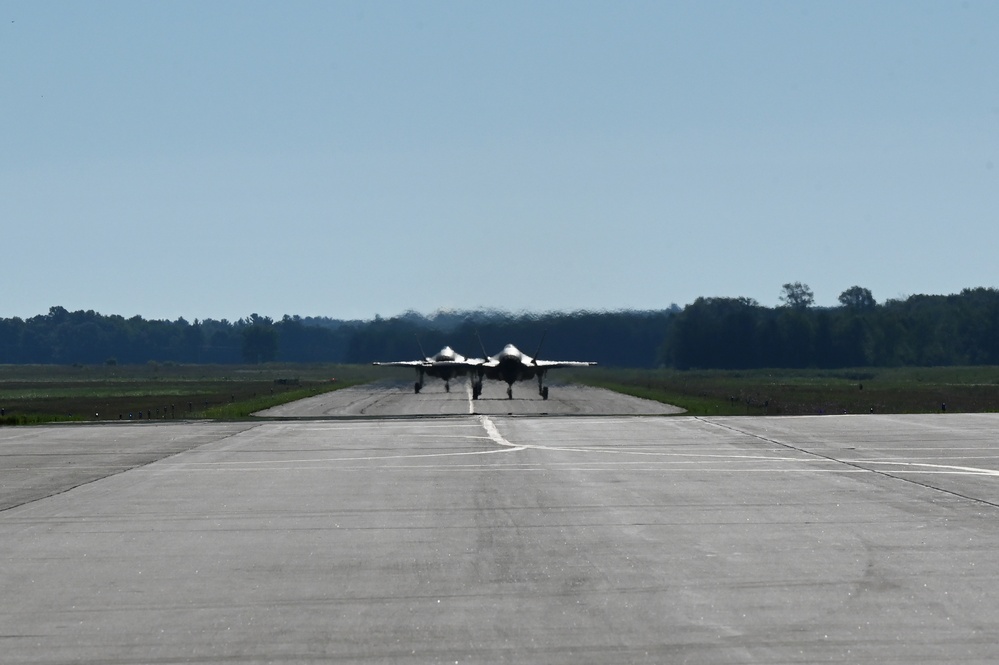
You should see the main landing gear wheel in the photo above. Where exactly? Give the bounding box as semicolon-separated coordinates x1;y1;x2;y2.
507;386;513;400
537;373;549;400
414;382;422;394
445;382;450;393
472;383;482;400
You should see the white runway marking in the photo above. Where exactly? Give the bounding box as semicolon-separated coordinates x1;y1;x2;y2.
165;418;530;470
857;460;999;476
700;417;999;483
161;418;999;479
479;415;525;451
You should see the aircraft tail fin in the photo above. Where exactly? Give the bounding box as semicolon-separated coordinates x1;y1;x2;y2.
474;330;489;358
531;329;548;365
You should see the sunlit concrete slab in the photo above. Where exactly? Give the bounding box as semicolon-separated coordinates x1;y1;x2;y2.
0;421;257;511
3;412;999;663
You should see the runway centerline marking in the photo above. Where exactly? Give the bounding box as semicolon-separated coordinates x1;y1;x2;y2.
479;416;526;451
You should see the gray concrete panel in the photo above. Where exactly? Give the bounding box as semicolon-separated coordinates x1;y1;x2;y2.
0;421;257;511
3;409;999;662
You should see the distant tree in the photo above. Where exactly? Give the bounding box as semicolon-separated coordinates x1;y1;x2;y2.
180;319;204;362
207;327;240;363
662;297;762;369
838;286;876;310
46;306;69;324
779;282;815;310
241;317;278;363
775;307;815;368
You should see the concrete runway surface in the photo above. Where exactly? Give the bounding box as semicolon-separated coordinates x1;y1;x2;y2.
3;385;999;663
254;377;687;417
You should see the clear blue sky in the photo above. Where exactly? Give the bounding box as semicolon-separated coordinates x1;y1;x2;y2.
3;1;997;322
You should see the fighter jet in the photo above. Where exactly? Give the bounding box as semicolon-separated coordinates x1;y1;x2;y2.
373;342;482;394
474;331;596;400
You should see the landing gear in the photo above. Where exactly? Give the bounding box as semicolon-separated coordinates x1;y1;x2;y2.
445;381;450;393
414;381;422;394
507;385;513;400
538;373;549;400
472;380;482;400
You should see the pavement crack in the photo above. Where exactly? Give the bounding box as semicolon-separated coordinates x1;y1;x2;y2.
696;417;999;510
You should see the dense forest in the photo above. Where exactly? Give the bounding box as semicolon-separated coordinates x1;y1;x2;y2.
0;307;675;368
1;285;997;369
664;285;999;369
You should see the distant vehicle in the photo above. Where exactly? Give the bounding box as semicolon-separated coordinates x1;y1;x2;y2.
373;343;482;394
475;331;596;400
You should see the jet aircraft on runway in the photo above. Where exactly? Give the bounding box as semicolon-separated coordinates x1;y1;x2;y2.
475;332;596;400
373;344;482;394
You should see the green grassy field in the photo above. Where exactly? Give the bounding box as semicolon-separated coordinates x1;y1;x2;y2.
3;363;999;425
0;363;378;425
569;366;999;416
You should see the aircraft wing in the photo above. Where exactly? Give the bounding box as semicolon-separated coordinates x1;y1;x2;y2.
373;359;484;368
430;359;484;368
532;360;597;369
476;358;594;369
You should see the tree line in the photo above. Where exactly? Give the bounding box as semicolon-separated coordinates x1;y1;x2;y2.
663;285;999;370
1;286;997;369
0;307;674;368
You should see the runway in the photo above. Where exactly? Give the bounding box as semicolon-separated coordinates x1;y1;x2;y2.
3;385;999;663
254;376;686;417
